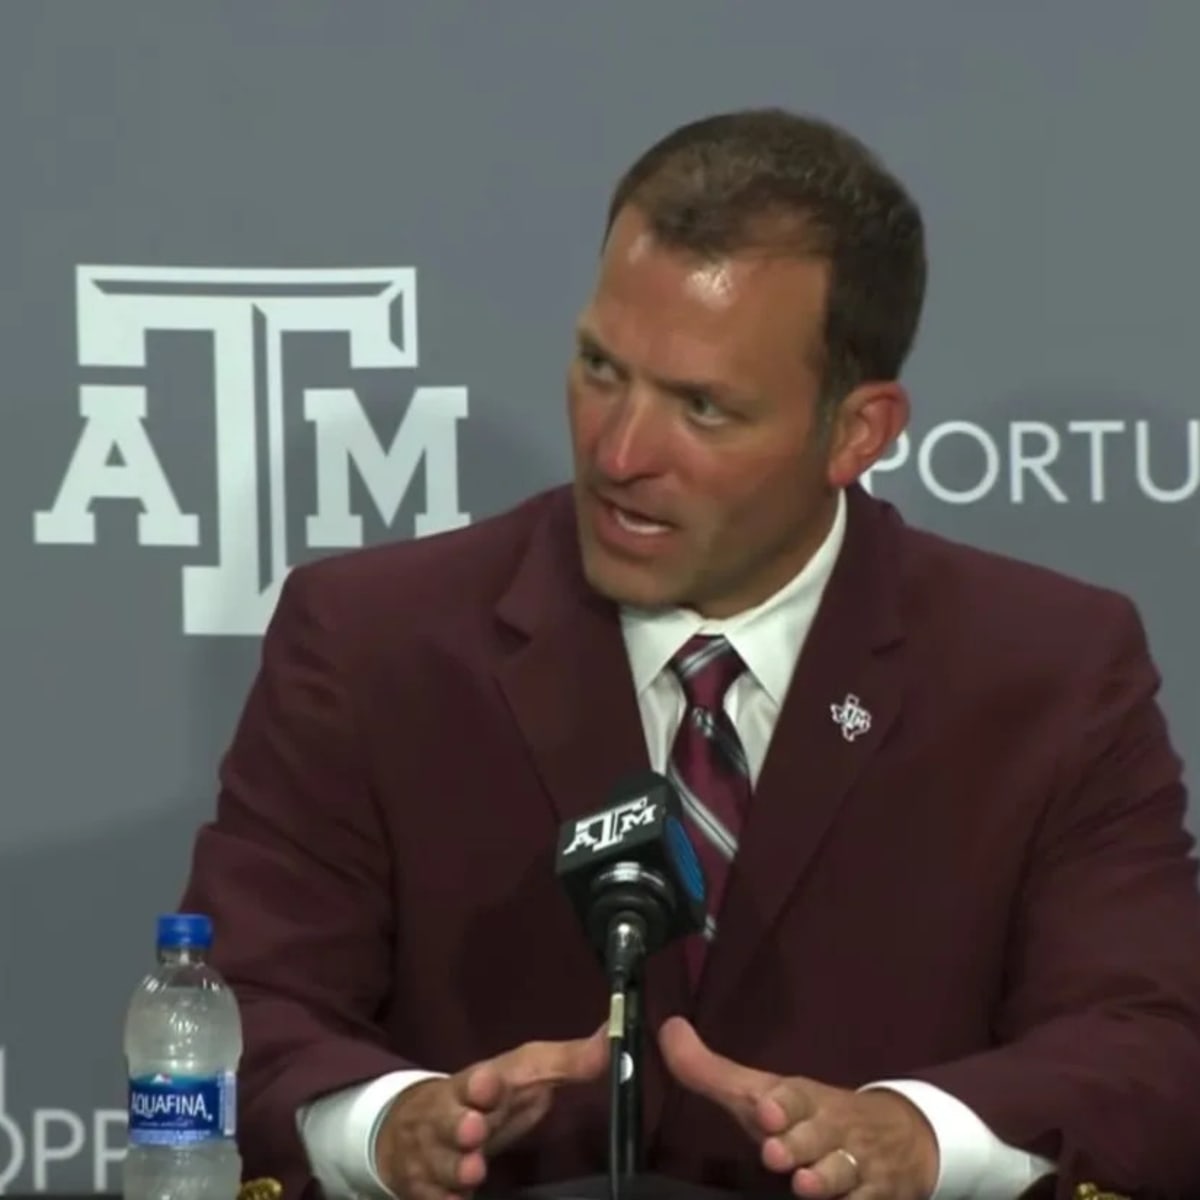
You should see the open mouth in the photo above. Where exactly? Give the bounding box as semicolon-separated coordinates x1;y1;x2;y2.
609;502;673;536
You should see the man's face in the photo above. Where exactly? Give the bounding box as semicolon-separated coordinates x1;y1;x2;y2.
568;205;861;618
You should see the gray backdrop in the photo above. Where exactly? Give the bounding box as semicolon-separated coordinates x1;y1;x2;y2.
2;2;1197;1192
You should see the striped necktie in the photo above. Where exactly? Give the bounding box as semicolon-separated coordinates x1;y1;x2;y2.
666;633;751;984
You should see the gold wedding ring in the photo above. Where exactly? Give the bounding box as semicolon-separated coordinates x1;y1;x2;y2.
835;1147;861;1177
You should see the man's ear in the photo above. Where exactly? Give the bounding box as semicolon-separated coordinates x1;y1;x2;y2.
824;381;910;488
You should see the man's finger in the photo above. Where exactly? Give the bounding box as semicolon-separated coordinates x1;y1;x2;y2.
542;1024;609;1083
423;1101;493;1193
497;1025;610;1088
757;1078;818;1135
485;1085;555;1154
658;1016;779;1117
790;1146;862;1199
458;1060;508;1112
415;1135;482;1197
452;1106;489;1152
444;1064;511;1157
453;1146;488;1193
760;1115;826;1174
457;1072;546;1150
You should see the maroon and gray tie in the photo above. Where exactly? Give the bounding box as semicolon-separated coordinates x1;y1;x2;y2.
666;633;751;985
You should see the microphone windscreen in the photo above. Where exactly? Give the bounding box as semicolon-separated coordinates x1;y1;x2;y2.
555;771;707;960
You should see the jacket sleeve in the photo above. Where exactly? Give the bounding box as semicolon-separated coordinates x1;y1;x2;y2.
179;563;411;1198
912;592;1200;1199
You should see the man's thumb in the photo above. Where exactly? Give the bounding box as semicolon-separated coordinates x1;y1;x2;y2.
563;1023;611;1081
658;1016;716;1093
658;1015;769;1108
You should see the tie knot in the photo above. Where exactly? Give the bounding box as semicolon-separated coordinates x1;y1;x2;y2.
668;634;746;713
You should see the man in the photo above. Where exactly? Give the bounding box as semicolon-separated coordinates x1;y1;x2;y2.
180;109;1200;1200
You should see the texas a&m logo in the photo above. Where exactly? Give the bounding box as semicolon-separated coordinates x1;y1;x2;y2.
34;266;470;635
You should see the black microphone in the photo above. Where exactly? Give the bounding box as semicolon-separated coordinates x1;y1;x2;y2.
555;770;708;987
555;771;708;1200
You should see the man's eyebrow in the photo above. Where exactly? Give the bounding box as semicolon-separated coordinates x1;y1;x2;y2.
574;327;617;359
573;327;740;403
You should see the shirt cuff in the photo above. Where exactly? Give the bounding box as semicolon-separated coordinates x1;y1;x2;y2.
862;1079;1055;1199
296;1069;447;1199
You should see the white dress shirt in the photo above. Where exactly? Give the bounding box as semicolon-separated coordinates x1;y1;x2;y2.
298;488;1055;1199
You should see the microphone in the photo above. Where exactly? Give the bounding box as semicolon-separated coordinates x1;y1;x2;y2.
555;770;708;988
555;772;707;1200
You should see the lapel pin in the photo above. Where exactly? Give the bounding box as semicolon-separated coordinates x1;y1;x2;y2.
831;693;872;742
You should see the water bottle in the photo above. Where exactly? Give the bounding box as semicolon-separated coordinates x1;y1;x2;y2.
122;913;243;1200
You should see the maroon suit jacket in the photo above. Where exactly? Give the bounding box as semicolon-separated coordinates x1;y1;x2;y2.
180;483;1200;1199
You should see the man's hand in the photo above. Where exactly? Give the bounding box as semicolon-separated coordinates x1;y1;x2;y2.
374;1025;609;1200
659;1017;938;1199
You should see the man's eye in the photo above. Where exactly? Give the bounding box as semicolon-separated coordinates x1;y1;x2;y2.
684;393;728;425
580;350;618;382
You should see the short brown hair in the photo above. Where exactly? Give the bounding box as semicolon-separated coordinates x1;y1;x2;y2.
605;108;927;405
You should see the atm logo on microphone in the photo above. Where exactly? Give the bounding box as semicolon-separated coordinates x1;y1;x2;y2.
564;797;657;854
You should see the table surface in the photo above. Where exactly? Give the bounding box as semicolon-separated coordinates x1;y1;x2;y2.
487;1176;770;1200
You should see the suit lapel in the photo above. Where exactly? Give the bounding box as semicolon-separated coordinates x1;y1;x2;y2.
492;489;693;1070
693;486;909;1026
493;493;648;828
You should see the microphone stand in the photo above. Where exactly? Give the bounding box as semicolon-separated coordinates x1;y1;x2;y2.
606;920;646;1200
622;975;643;1175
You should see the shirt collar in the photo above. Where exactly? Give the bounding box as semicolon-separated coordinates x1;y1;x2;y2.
619;488;847;706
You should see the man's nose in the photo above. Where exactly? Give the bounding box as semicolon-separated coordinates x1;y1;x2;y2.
593;391;665;482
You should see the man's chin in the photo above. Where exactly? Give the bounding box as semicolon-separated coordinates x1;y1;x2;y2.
579;548;682;612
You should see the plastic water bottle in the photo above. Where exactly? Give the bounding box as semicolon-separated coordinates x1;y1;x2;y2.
122;913;243;1200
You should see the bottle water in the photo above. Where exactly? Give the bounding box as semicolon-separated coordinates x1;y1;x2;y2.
123;913;243;1200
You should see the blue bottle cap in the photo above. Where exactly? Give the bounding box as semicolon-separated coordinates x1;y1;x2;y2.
156;913;213;950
